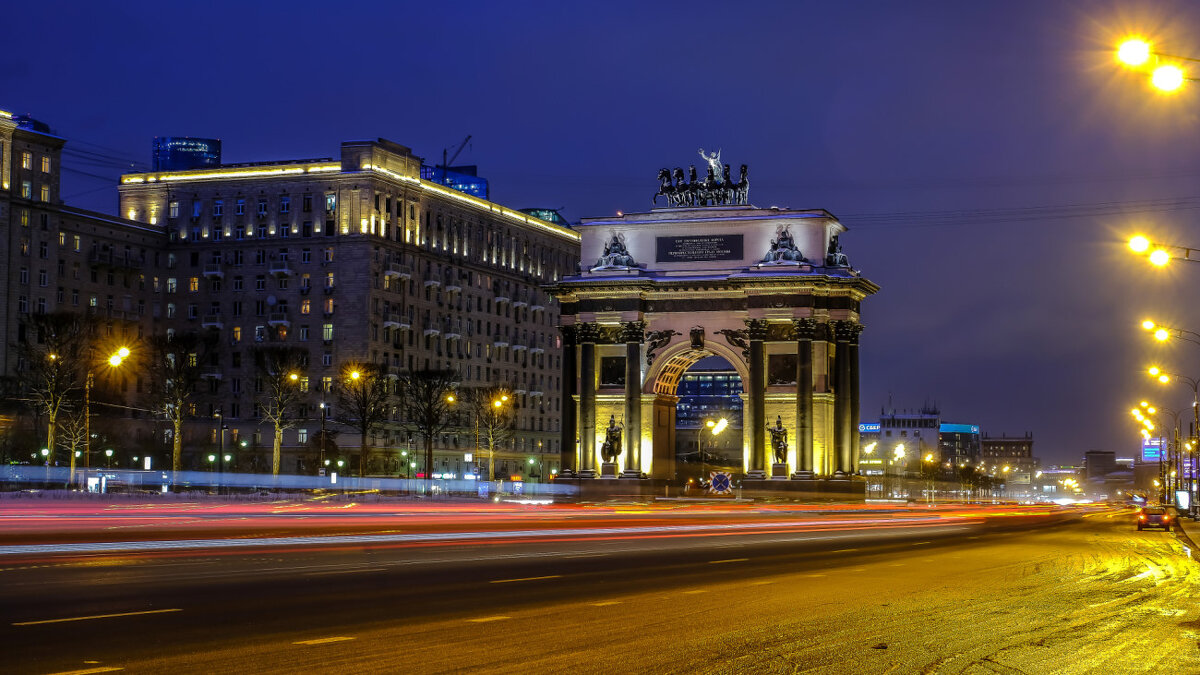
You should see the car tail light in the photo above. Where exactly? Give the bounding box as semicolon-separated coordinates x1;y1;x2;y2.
1164;516;1171;521
1140;515;1146;520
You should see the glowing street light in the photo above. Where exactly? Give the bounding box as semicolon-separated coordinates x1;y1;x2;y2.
1153;64;1186;92
1118;38;1152;66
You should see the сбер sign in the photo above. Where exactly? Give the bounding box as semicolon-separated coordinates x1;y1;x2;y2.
655;234;743;263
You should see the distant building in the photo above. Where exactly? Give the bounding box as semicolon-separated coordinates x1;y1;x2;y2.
1084;450;1116;482
939;423;981;466
519;208;572;229
982;432;1038;495
152;137;221;172
420;165;488;199
674;363;744;470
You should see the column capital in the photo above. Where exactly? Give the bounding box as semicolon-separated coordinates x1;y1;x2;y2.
833;320;859;343
576;322;601;343
621;320;647;343
745;318;769;341
792;317;819;341
558;324;577;341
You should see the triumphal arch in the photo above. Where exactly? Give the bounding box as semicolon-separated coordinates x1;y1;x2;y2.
549;157;878;496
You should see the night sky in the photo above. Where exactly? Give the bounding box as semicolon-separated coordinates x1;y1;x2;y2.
7;0;1200;464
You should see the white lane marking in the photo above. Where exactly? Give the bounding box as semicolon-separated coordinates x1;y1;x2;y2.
831;548;859;553
748;580;775;586
13;608;182;626
468;615;511;623
709;558;749;564
590;601;622;606
489;575;561;584
911;541;932;546
44;667;123;675
294;636;356;646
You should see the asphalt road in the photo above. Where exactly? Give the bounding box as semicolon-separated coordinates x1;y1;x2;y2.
4;507;1198;674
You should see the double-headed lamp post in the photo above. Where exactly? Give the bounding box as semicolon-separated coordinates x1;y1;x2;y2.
1117;38;1197;93
701;417;729;486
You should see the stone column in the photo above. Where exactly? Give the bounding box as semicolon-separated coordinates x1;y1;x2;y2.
746;319;769;479
577;322;599;477
558;325;577;477
621;321;645;478
832;321;854;478
849;323;863;473
792;318;817;479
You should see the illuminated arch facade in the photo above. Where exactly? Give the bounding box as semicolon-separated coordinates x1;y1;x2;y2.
550;205;879;486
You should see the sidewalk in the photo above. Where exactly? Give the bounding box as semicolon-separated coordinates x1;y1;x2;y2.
1175;516;1200;561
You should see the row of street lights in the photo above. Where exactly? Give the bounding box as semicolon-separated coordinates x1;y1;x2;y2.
1118;35;1200;517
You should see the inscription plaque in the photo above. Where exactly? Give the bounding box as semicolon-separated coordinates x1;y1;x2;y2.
655;234;744;263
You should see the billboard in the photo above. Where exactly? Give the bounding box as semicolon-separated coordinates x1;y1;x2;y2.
1142;437;1163;462
859;423;880;433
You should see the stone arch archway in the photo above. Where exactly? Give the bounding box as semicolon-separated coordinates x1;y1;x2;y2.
549;202;878;490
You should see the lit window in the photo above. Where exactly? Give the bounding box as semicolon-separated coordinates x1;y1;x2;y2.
41;156;51;173
169;201;179;218
236;199;245;215
21;152;31;169
298;429;308;443
21;181;31;199
189;277;199;292
300;299;310;315
323;323;334;341
39;185;49;202
232;326;242;342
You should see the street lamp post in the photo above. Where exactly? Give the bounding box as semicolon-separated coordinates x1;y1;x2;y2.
319;402;328;472
1147;369;1198;511
79;346;131;487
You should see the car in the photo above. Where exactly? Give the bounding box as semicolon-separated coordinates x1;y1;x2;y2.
1137;506;1172;531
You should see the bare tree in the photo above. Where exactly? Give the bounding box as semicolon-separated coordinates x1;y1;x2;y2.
254;346;309;475
15;312;92;484
335;362;393;477
462;386;515;481
58;407;88;474
145;331;212;478
398;369;459;487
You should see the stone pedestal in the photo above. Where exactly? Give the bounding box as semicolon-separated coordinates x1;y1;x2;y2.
600;462;619;477
790;470;815;480
620;468;643;479
771;463;789;480
831;470;850;481
745;469;767;480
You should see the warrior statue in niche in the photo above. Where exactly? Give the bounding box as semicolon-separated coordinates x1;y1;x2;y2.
768;416;789;464
600;415;623;462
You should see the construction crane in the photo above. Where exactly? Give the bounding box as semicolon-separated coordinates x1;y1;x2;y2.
440;135;472;170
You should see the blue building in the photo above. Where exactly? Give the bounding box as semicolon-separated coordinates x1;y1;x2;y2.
420;165;488;199
152;137;221;171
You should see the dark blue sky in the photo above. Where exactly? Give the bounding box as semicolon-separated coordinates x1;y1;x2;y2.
8;0;1200;463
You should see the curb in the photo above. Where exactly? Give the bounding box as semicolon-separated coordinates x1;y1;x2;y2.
1173;522;1200;562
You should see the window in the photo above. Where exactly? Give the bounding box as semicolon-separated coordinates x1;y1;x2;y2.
236;198;245;215
300;299;311;315
302;193;312;212
188;304;198;319
322;375;332;391
41;156;51;173
232;326;242;342
301;248;312;263
213;200;224;217
298;429;308;444
21;181;31;199
257;200;267;217
58;232;65;246
166;278;177;293
38;242;47;258
169;201;179;218
324;298;334;315
189;277;199;292
325;193;336;212
299;325;309;341
325;272;334;289
73;235;80;252
19;268;28;284
39;185;49;202
19;210;29;227
255;275;265;291
38;269;47;287
192;200;202;218
21;152;32;169
322;352;332;366
280;196;290;213
323;247;334;263
323;323;334;341
233;276;243;291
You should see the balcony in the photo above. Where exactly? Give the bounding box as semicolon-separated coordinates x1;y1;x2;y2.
512;344;527;352
530;304;545;312
492;336;509;348
530;347;545;355
201;369;223;380
423;279;441;289
384;313;402;329
512;299;528;308
384;263;412;279
323;285;335;294
444;279;462;293
268;312;291;327
269;261;294;277
529;390;544;398
423;327;441;337
89;251;145;270
201;313;224;329
494;296;511;305
444;330;462;340
203;263;224;279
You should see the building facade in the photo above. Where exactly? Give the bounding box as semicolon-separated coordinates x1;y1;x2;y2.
117;138;579;478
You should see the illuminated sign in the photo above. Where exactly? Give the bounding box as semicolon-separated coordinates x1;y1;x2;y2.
859;423;880;433
1142;437;1163;462
939;423;980;434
